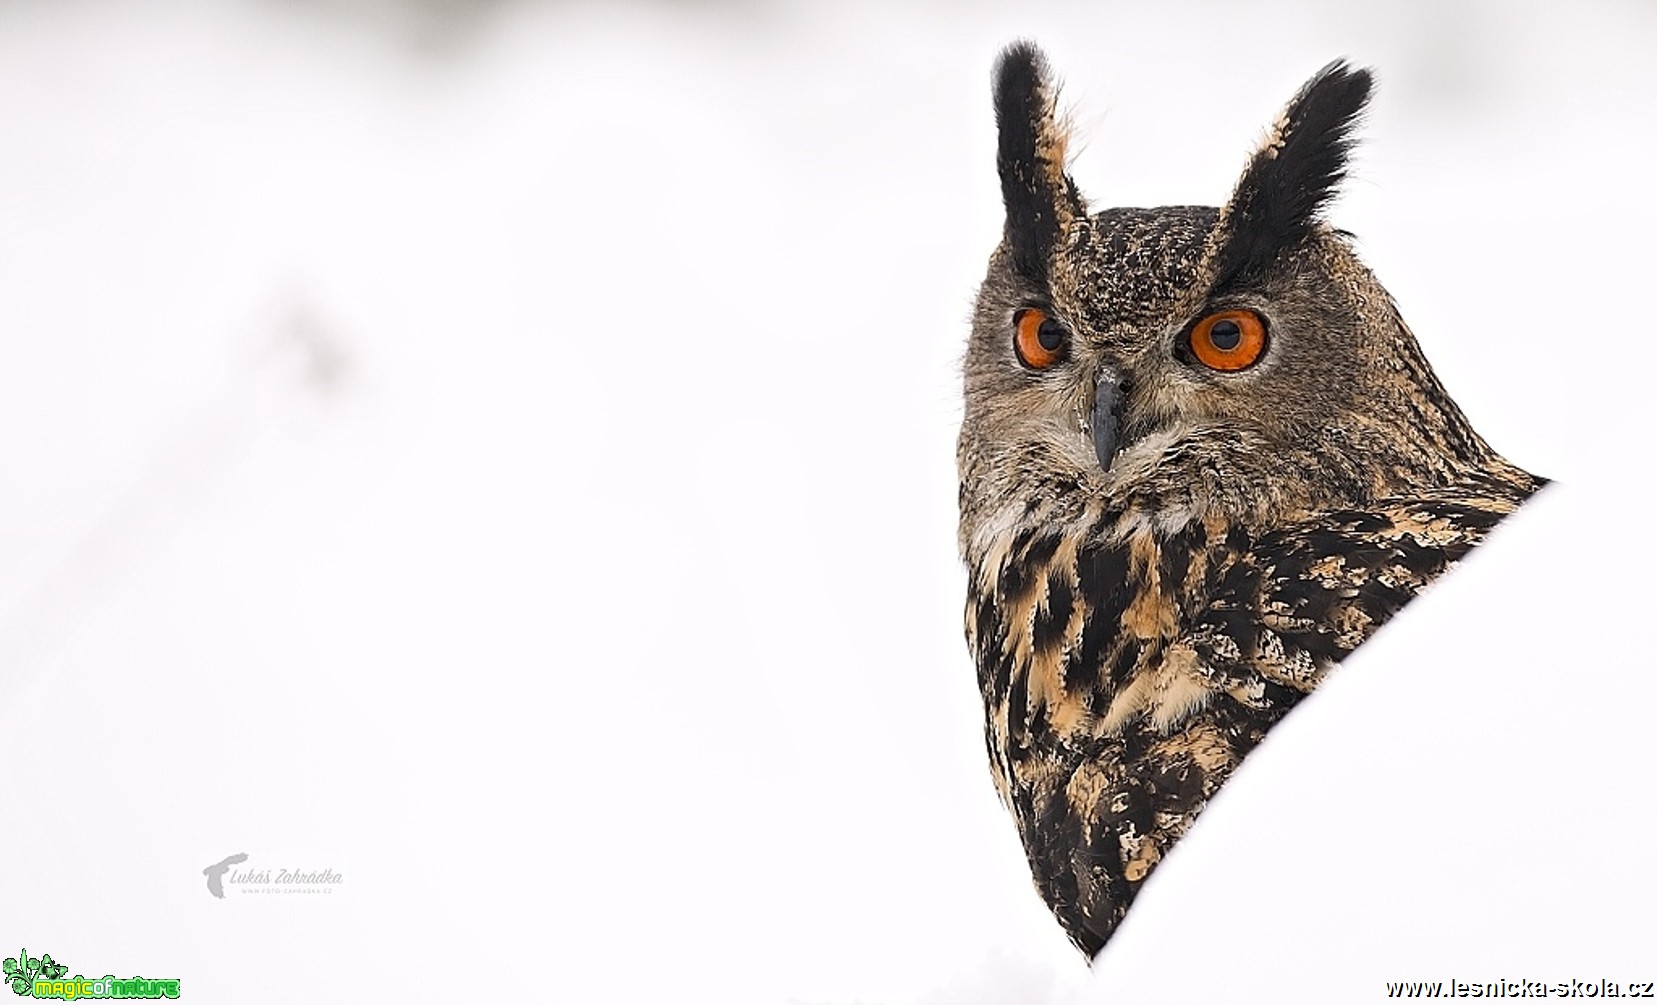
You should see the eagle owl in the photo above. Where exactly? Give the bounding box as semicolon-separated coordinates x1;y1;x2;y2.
958;43;1542;957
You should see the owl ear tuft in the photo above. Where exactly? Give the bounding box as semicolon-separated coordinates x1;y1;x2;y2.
993;42;1083;288
1210;61;1372;291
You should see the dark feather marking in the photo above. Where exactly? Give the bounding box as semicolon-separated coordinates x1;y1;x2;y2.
1031;790;1084;912
1011;784;1038;834
1021;532;1064;574
974;594;1000;653
1148;753;1207;806
984;646;1015;707
1078;541;1132;628
1028;700;1054;745
1003;531;1064;605
1006;658;1031;746
1035;569;1074;653
1275;623;1344;666
1273;575;1337;622
1260;680;1306;711
997;557;1032;605
1073;618;1124;703
1006;525;1037;563
1327;510;1392;534
1156;530;1193;601
1359;576;1416;616
1105;637;1145;690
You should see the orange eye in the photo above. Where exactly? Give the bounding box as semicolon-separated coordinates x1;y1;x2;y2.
1188;309;1268;372
1014;308;1067;369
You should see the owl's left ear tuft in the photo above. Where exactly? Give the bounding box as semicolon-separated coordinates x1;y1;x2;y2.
993;41;1083;288
1209;60;1373;292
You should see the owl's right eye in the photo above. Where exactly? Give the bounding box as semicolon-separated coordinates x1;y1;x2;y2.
1014;308;1068;369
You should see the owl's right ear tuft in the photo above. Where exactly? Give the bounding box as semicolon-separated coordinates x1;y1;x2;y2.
993;42;1082;289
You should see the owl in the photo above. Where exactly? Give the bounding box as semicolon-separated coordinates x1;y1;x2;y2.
958;43;1543;958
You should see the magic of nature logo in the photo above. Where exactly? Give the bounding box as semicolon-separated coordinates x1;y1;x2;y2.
4;948;179;1000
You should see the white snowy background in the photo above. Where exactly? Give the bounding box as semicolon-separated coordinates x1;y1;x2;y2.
1;2;1654;1002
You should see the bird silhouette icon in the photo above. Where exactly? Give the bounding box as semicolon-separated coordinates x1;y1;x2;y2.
202;853;248;899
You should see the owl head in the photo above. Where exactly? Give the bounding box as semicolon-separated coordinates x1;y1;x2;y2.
959;43;1516;558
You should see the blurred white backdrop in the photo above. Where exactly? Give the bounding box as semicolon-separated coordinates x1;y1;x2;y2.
0;2;1653;1002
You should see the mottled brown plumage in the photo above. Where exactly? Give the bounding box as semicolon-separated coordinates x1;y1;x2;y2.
958;43;1541;957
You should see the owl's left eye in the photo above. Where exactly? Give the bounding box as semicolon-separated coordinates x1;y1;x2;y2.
1014;308;1068;369
1187;309;1268;372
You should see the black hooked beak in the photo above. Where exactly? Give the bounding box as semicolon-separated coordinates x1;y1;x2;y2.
1091;366;1129;471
